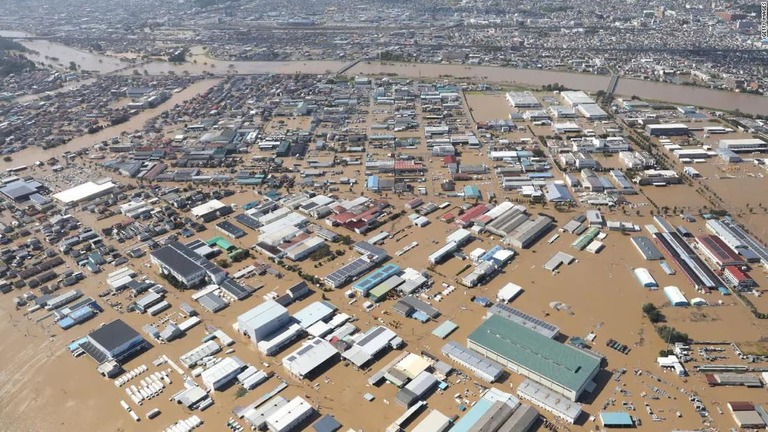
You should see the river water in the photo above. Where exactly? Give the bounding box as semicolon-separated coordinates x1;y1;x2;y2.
4;34;767;114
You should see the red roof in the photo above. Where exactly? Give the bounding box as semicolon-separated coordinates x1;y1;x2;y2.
456;204;491;224
697;235;744;264
725;265;752;282
443;156;457;164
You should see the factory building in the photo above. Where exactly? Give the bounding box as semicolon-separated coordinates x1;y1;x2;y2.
237;301;292;342
467;315;600;401
282;338;338;379
505;215;553;249
696;235;746;268
201;356;246;391
633;268;658;288
663;286;690;307
265;396;315;432
79;319;149;369
150;241;227;288
645;123;689;137
719;138;768;153
441;341;504;382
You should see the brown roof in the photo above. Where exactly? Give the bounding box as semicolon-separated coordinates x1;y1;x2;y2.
728;401;755;411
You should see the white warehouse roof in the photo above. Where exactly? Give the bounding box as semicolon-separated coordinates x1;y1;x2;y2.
633;268;658;288
282;338;338;378
663;286;689;306
52;179;116;204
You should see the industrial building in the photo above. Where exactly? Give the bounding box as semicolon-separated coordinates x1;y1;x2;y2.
654;231;725;290
449;388;535;432
441;341;504;382
324;242;389;288
411;410;452;432
707;219;768;266
487;304;560;338
633;268;658;288
342;326;400;368
237;301;292;342
180;341;221;367
265;396;315;432
467;315;600;401
516;379;583;424
505;215;553;249
560;91;595;107
52;179;116;205
150;241;226;288
201;356;245;391
395;371;439;407
722;265;756;290
505;92;541;108
697;235;746;268
79;319;149;367
293;301;337;329
352;263;401;296
497;282;524;303
631;236;663;260
719;138;768;153
599;412;634;428
663;286;690;307
645;123;689;137
282;338;338;379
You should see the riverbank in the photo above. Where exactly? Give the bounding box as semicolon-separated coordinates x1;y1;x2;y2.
2;32;765;114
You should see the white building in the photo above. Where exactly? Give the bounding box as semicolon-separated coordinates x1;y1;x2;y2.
52;179;116;205
265;396;314;432
201;356;245;391
577;104;608;119
282;338;338;379
237;301;291;343
719;138;768;153
506;92;541;108
560;91;595;107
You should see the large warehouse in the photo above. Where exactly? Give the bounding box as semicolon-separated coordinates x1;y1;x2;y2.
645;123;689;137
52;179;116;205
719;138;767;153
467;315;600;401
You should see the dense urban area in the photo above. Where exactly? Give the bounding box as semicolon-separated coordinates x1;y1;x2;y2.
0;1;767;432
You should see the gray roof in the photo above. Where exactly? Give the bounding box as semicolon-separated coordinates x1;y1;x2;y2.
487;304;559;338
631;236;664;260
88;319;142;353
151;242;204;280
198;293;228;312
442;341;504;381
313;415;342;432
220;278;252;300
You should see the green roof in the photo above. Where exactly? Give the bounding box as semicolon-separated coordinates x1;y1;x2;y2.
207;236;234;251
468;315;600;393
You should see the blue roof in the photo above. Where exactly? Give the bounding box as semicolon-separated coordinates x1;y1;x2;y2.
352;263;400;294
412;311;430;322
431;320;459;339
451;398;493;432
367;175;379;190
464;185;481;198
599;411;634;426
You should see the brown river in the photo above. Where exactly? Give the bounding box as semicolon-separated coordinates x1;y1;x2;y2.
3;32;767;114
